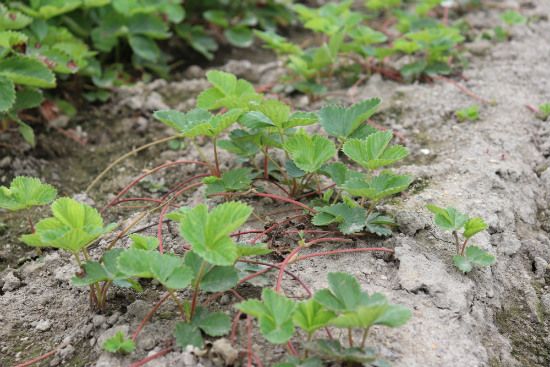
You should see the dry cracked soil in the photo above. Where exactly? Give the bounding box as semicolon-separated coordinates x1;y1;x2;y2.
1;1;550;366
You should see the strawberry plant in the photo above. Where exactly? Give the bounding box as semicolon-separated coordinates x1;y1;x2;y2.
455;105;480;122
536;103;550;121
427;204;495;273
236;272;411;365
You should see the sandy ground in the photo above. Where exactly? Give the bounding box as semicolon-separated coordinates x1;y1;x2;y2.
2;1;550;366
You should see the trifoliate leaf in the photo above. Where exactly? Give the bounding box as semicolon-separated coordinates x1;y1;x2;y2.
463;217;487;239
342;131;408;170
20;198;115;253
283;131;336;173
314;272;369;312
103;331;135;354
117;249;193;290
153;108;211;136
426;204;469;232
0;176;57;211
293;299;336;334
343;173;412;202
179;202;252;266
235;288;297;344
319;98;380;140
197;70;261;110
312;203;366;234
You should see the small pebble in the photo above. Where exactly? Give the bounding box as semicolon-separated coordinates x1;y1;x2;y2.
35;319;52;332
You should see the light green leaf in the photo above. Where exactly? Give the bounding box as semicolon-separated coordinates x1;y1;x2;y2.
312;203;366;234
180;202;252;266
236;288;297;344
452;254;472;273
343;173;412;202
0;56;56;88
200;266;239;292
129;234;159;251
153;108;211;136
314;272;367;312
128;35;160;62
426;204;469;232
293;299;336;334
365;212;395;237
16;120;36;146
236;243;272;257
466;245;495;267
463;217;487;239
0;176;57;211
103;331;135;354
319;99;380;139
204;168;254;196
342;131;408;170
283;131;336;173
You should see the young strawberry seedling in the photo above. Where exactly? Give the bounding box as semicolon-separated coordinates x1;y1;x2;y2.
236;272;411;366
103;331;136;354
455;105;480;122
427;204;495;273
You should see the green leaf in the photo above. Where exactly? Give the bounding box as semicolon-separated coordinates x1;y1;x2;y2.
203;10;229;27
0;176;57;211
236;243;272;257
466;245;496;267
153;108;211;136
452;254;472;273
0;56;56;88
13;88;44;111
225;27;254;48
204;168;254;195
175;322;204;348
312;203;366;234
501;10;526;25
343;173;412;202
314;272;367;312
463;217;487;239
16;120;36;146
319;99;380;139
365;212;395;237
342;131;408;170
305;339;378;364
283;131;336;173
293;299;336;334
117;249;193;290
128;35;160;62
179;202;252;266
71;261;109;286
0;75;15;112
200;265;239;292
129;234;159;251
426;204;468;232
192;309;231;336
103;331;135;354
197;70;261;110
0;8;32;30
235;288;297;344
455;105;479;122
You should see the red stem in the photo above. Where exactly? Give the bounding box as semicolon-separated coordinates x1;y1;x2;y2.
14;348;58;367
230;311;242;344
132;292;171;341
275;246;303;292
246;316;253;367
254;192;317;213
304;237;353;246
162;174;211;200
128;346;173;367
102;160;208;213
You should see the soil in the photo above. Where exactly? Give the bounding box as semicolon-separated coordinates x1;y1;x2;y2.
2;1;550;366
